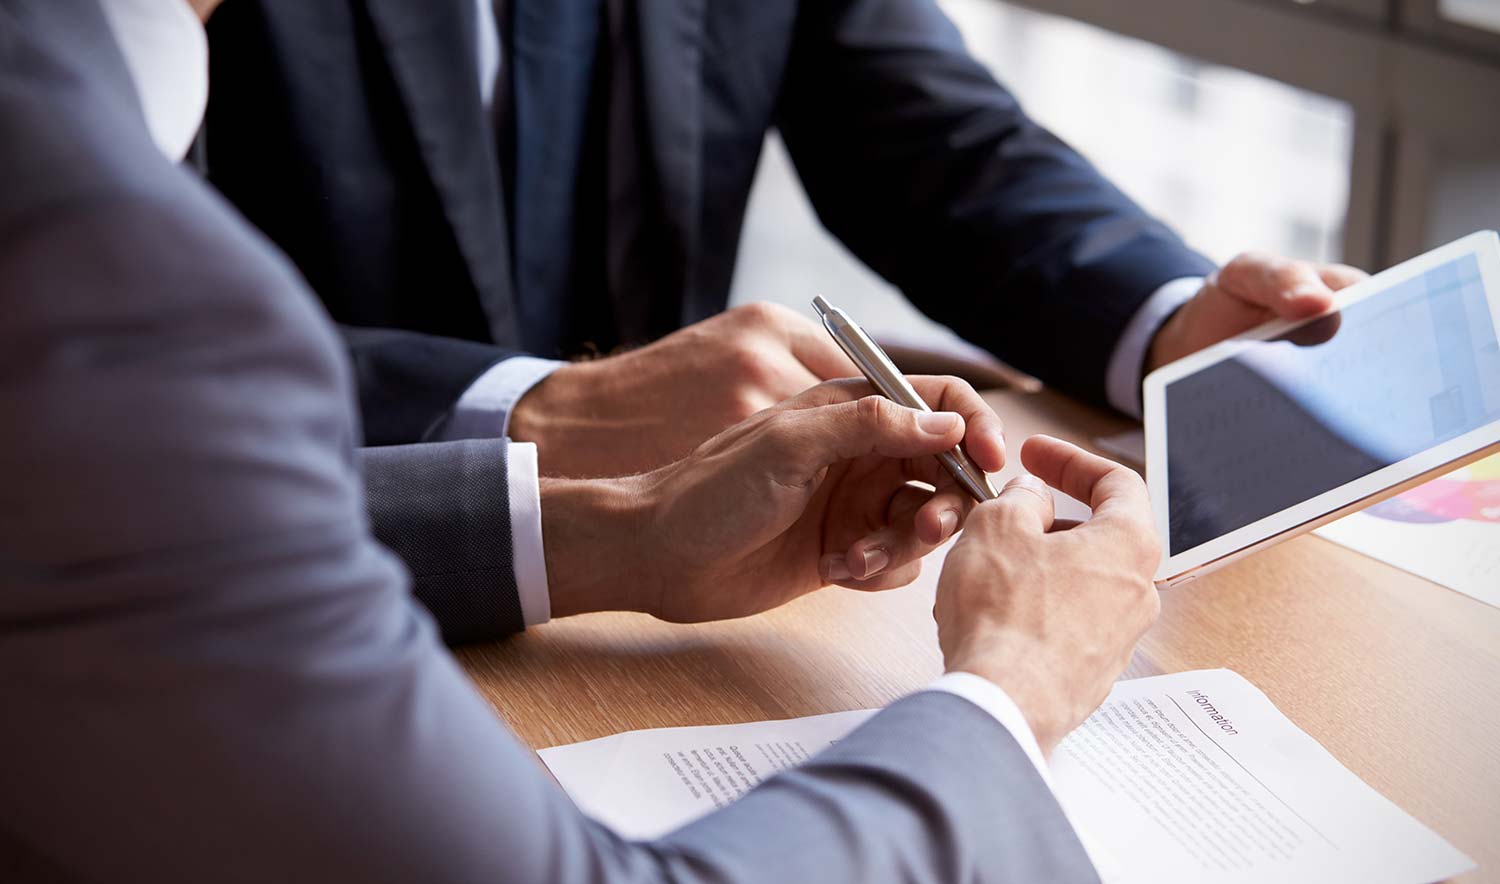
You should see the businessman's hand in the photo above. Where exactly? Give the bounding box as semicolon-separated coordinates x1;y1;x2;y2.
1147;252;1366;372
935;436;1161;756
510;303;859;477
542;377;1008;622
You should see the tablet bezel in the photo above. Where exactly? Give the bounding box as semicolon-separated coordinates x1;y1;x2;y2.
1143;230;1500;587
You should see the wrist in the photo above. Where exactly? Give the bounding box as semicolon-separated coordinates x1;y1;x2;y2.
945;636;1071;755
509;361;587;447
540;473;661;618
1145;307;1186;375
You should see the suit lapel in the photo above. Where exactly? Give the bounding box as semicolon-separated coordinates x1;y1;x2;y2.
362;0;519;347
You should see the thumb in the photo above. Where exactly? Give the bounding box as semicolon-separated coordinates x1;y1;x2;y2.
769;395;965;479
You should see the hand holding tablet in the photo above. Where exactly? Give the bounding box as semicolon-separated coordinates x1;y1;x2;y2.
1145;230;1500;587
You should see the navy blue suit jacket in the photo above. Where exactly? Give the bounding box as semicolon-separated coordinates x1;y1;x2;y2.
204;0;1215;444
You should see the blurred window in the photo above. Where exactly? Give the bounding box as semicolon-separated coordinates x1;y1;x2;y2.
1440;0;1500;34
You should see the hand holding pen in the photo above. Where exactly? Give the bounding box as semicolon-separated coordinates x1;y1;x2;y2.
813;295;1000;502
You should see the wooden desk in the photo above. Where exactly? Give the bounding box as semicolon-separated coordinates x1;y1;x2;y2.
457;387;1500;882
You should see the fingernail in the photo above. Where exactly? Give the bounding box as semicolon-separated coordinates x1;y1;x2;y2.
918;411;961;435
938;510;960;539
857;548;891;578
822;554;851;581
1289;286;1329;300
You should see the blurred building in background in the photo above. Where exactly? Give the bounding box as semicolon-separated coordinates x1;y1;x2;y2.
731;0;1500;352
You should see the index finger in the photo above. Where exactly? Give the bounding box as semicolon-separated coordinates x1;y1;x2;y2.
1018;435;1150;526
1319;263;1368;291
906;375;1007;473
776;376;1008;473
1216;252;1334;319
783;312;861;380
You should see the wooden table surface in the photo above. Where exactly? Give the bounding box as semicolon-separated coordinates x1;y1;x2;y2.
457;387;1500;882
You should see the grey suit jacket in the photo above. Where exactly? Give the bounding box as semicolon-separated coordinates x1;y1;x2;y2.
0;2;1099;882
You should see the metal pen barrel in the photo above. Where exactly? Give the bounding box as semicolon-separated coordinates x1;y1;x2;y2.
812;296;999;502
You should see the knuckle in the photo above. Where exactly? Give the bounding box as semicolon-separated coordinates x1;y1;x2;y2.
1144;584;1163;620
1132;582;1162;632
729;301;791;329
959;501;1003;536
855;393;896;432
1131;567;1157;600
754;413;804;461
995;507;1036;535
1105;459;1142;485
1122;472;1153;507
1272;261;1312;289
726;388;766;422
726;341;776;387
814;378;863;406
934;374;965;392
1222;251;1262;277
723;332;760;363
976;498;1033;534
1110;468;1152;509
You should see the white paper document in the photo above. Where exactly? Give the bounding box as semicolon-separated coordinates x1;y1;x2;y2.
540;669;1473;884
1315;452;1500;609
542;707;878;840
1047;671;1472;884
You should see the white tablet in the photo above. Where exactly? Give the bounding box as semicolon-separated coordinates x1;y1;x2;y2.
1144;230;1500;587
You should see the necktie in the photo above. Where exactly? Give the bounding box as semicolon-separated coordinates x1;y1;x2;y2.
499;0;619;359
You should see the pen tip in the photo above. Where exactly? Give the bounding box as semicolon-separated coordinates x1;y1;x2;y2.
812;294;832;315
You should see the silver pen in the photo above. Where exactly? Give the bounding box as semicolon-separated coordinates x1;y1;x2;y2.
812;295;999;502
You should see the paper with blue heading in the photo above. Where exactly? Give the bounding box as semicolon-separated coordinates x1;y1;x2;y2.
540;669;1472;884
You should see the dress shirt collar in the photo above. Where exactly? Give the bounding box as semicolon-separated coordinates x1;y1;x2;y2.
96;0;208;161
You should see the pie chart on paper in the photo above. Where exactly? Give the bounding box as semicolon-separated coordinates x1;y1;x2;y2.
1316;454;1500;609
1363;454;1500;525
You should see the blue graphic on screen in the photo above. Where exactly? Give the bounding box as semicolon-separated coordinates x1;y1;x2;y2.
1166;254;1500;555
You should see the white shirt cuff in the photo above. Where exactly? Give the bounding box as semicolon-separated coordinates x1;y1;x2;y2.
924;672;1110;877
1104;276;1203;419
505;442;551;627
431;356;564;441
923;672;1051;785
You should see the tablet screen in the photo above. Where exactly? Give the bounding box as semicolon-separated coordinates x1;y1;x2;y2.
1165;254;1500;555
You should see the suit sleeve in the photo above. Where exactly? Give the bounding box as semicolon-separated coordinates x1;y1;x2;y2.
0;189;1096;883
342;325;521;445
777;0;1216;407
358;439;526;643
